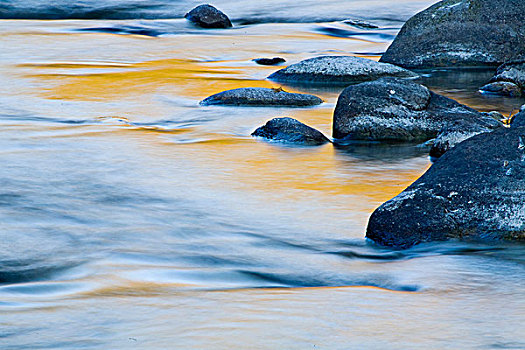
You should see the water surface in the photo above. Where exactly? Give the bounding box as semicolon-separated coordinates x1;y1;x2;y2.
1;1;524;349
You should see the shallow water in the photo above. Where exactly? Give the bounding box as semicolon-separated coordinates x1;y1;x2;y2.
1;1;524;349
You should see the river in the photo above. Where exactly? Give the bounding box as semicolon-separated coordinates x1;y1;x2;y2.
1;1;524;349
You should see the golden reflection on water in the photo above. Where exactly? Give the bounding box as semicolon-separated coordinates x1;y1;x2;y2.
16;48;429;205
14;25;385;102
221;142;427;201
25;58;279;100
5;26;432;233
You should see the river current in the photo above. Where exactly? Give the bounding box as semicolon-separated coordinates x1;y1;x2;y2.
1;1;524;349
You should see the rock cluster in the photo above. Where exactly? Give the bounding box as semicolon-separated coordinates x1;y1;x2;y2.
193;0;525;248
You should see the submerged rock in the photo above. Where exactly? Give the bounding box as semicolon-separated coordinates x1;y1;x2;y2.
268;56;417;85
200;88;323;107
366;126;525;248
480;61;525;97
253;57;286;66
252;117;330;145
380;0;525;68
333;78;501;155
185;4;232;29
342;19;379;29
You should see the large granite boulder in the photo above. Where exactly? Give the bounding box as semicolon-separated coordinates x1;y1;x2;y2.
252;117;330;145
480;60;525;97
185;4;232;29
268;56;417;85
366;126;525;248
333;78;501;155
380;0;525;69
200;88;322;107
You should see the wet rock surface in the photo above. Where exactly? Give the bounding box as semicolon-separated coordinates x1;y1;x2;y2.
200;87;323;107
185;4;232;29
511;106;525;129
366;126;525;248
332;78;501;154
429;119;494;159
380;0;525;68
253;57;286;66
268;56;417;85
252;117;330;145
480;61;525;97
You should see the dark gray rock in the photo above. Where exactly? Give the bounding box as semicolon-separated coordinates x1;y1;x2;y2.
380;0;525;69
480;60;525;97
252;117;330;145
200;88;323;107
333;78;501;156
268;56;418;85
366;126;525;248
253;57;286;66
185;4;232;29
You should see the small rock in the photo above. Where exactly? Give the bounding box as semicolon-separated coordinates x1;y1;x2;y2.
200;87;323;107
332;78;502;156
252;117;330;145
268;56;417;85
480;60;525;97
253;57;286;66
380;0;525;68
480;81;522;97
367;126;525;248
185;4;232;29
342;19;379;29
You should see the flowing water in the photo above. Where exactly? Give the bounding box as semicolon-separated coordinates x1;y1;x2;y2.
1;1;524;349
